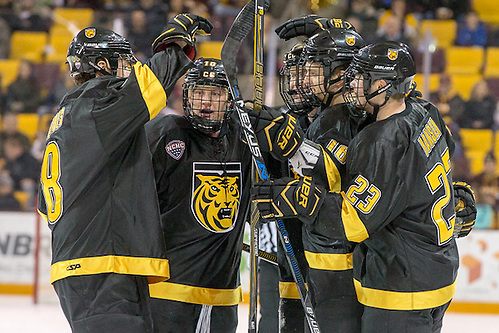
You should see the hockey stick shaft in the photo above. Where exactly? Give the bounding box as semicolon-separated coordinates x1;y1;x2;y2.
221;2;320;332
247;1;265;332
242;243;278;265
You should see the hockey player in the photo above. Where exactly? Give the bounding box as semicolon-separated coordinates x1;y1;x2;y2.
252;15;364;332
37;15;212;333
253;42;475;332
145;58;302;332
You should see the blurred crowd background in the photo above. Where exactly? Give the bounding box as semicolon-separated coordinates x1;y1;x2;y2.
1;0;499;230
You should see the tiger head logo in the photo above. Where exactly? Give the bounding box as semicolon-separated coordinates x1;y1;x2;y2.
387;49;398;60
192;174;240;232
84;28;96;38
346;35;355;46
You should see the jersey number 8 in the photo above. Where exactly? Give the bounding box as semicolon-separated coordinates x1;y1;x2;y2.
40;141;63;224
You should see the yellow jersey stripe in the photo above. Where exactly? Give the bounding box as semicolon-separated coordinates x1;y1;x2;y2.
341;192;369;242
321;146;341;192
133;62;167;120
354;278;456;310
305;251;353;271
279;281;308;300
51;255;169;284
149;281;243;306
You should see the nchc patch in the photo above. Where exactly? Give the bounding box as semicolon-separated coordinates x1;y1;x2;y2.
191;162;242;233
165;140;186;160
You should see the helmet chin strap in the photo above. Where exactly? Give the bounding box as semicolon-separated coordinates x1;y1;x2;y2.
365;82;392;120
322;74;344;106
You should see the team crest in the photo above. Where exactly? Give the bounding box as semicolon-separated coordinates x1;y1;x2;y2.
191;162;242;233
165;140;185;160
387;49;398;60
85;28;96;38
346;35;355;46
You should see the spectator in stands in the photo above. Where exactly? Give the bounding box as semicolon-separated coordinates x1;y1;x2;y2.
0;167;21;211
471;151;499;229
419;0;470;21
347;0;378;43
375;13;417;47
429;74;465;125
378;0;419;33
125;9;155;62
0;112;31;158
459;80;496;129
65;0;106;9
2;136;39;209
5;59;42;114
6;0;50;32
41;72;74;115
135;0;166;35
0;16;11;59
456;11;487;47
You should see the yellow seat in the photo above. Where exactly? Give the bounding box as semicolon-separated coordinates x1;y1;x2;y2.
420;20;457;49
460;128;494;175
413;73;440;95
13;191;30;210
466;150;489;175
45;34;73;63
196;41;224;59
473;0;499;25
0;59;21;93
445;47;484;76
449;74;483;100
39;113;53;134
484;47;499;78
10;31;48;62
17;113;39;141
52;8;94;32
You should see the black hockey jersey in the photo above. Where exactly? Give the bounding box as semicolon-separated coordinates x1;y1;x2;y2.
37;46;193;284
146;114;252;306
310;98;459;310
300;104;367;274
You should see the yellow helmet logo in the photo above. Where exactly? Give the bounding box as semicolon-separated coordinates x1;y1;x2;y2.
191;162;242;233
346;36;355;46
85;28;96;38
388;49;398;60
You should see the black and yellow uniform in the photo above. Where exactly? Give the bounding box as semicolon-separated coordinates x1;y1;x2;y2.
146;114;252;332
37;46;191;332
298;103;368;333
310;98;458;332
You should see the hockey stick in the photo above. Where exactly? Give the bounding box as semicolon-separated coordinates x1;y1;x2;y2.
221;1;321;332
242;243;278;265
246;0;265;331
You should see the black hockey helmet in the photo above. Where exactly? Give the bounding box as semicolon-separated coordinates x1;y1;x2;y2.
67;27;136;78
183;58;233;134
298;28;366;108
279;41;315;115
344;41;416;112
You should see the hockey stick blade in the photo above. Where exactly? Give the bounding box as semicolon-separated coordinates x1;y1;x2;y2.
221;0;269;101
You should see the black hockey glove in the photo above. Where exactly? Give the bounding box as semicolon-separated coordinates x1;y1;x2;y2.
247;104;304;161
152;13;213;60
251;176;326;224
453;181;477;238
275;15;355;41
